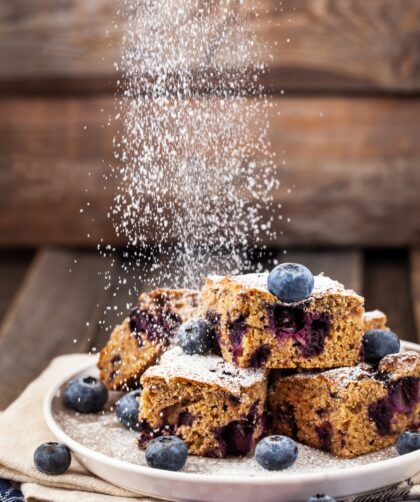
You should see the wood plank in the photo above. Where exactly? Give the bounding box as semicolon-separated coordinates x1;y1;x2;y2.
0;248;111;408
274;250;363;293
0;250;33;322
1;0;420;94
410;249;420;343
364;250;417;343
1;96;420;247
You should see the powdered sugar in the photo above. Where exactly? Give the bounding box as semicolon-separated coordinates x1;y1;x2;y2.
142;347;266;395
208;272;360;300
364;310;386;321
103;0;280;299
284;364;374;389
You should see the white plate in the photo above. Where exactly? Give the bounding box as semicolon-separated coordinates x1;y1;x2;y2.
44;353;420;502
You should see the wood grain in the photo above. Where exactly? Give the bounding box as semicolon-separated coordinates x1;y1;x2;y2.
1;0;420;93
364;250;417;343
0;248;111;408
275;250;363;293
1;95;420;247
410;249;420;343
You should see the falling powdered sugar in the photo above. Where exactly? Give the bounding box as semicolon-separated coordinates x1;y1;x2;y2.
107;0;280;293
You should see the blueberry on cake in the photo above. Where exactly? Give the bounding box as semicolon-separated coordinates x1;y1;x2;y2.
268;351;420;458
202;273;365;369
138;347;267;458
98;289;200;390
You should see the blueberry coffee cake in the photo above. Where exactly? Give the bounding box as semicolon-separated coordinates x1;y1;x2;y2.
268;351;420;458
138;347;267;458
363;310;387;331
98;288;200;390
202;273;365;369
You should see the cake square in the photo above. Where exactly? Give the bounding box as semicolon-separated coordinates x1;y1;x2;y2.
202;273;365;369
268;351;420;458
139;347;267;458
98;288;200;390
363;309;388;331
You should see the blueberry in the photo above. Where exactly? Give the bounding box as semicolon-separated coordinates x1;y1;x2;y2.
396;431;420;455
145;436;188;471
268;263;314;303
63;376;108;413
362;329;400;364
306;495;336;502
116;390;141;431
176;318;215;355
255;435;298;470
33;442;71;475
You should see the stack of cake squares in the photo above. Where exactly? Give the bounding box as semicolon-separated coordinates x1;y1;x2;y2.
98;268;420;459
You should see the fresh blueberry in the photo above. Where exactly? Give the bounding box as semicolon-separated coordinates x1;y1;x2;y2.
176;318;215;355
255;435;298;470
306;495;336;502
145;436;188;471
33;442;71;475
396;431;420;455
63;376;108;413
268;263;314;303
362;329;400;364
116;390;141;431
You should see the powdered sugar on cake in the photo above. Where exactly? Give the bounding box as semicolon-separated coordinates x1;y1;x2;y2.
142;347;266;395
208;272;361;302
282;364;374;389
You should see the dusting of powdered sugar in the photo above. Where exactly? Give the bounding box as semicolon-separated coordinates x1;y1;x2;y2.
284;364;374;389
142;347;266;395
208;272;360;300
52;390;398;478
363;310;386;321
100;0;280;308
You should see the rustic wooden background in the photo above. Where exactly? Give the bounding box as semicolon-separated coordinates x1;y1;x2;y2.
0;0;419;407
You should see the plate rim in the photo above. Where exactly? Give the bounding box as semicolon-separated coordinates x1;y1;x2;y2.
43;348;420;487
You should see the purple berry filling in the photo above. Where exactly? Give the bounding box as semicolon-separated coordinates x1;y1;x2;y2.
213;419;254;457
138;420;174;447
213;401;261;457
129;307;181;345
267;303;330;358
138;408;196;448
227;313;248;362
368;376;419;435
108;355;122;383
315;421;332;452
249;345;271;368
177;411;194;427
110;354;121;366
228;394;242;405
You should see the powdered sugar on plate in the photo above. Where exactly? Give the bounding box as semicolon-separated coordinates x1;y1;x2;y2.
51;364;398;478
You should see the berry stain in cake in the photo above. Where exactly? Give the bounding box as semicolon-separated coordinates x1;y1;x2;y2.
97;0;281;321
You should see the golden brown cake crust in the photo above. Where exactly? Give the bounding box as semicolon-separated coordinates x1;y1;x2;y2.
363;310;388;331
202;272;365;369
268;351;420;458
139;347;267;458
97;288;200;390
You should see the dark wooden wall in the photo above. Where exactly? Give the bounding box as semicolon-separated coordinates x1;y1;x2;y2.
0;0;419;406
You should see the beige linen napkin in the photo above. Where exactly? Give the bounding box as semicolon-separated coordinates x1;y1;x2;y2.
0;354;157;501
